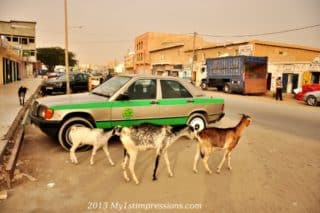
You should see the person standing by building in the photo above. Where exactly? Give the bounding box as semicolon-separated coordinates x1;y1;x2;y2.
275;77;283;101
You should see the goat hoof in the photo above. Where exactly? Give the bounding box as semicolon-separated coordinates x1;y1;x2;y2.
110;162;115;166
228;167;232;171
135;181;140;185
193;169;198;173
152;177;157;181
216;170;221;174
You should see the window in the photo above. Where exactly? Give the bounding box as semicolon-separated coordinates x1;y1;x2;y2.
160;80;192;99
21;37;28;44
6;36;11;41
127;79;156;100
29;38;35;43
12;37;18;42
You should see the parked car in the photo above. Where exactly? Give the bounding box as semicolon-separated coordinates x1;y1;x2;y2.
41;72;89;95
295;84;320;101
30;74;225;150
303;90;320;106
47;71;64;80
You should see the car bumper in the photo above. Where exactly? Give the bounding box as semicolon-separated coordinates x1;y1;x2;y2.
29;113;61;138
208;112;225;123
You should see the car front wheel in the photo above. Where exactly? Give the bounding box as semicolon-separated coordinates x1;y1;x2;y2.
187;113;207;131
306;95;317;106
58;117;94;151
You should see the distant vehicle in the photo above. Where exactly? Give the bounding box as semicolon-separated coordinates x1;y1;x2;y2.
88;71;104;90
30;74;225;150
295;84;320;102
41;72;89;95
303;90;320;106
47;71;64;80
200;56;268;94
38;69;48;76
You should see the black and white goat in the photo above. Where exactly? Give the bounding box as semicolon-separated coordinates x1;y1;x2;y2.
114;124;196;184
18;86;28;106
193;114;252;174
69;126;115;166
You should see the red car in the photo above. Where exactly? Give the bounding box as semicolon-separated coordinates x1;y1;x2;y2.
295;84;320;101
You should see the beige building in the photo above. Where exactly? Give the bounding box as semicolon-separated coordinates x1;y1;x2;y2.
0;20;37;82
184;40;320;92
0;37;24;85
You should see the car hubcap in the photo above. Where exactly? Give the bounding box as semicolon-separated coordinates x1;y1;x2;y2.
189;117;205;131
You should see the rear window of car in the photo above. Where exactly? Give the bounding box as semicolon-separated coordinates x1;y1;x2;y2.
160;80;192;99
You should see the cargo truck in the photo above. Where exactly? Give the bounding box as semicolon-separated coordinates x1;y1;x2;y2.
200;56;268;94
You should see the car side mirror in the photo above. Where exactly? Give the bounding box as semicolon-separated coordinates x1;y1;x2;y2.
117;92;130;101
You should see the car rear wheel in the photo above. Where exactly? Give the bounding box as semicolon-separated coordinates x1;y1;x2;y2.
306;95;317;106
223;83;231;93
200;82;207;90
187;113;207;131
58;117;94;151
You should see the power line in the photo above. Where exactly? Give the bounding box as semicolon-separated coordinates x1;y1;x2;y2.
197;23;320;38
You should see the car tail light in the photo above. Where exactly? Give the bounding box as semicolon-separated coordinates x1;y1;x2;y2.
221;104;224;111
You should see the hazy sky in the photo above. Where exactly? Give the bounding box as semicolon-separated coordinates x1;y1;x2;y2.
1;0;319;65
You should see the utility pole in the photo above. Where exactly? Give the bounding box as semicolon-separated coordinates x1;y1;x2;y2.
64;0;71;94
190;32;197;82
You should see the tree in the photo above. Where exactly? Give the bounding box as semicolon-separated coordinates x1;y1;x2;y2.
36;47;78;72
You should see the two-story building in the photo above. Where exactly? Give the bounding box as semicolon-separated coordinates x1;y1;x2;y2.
133;32;214;75
0;20;37;82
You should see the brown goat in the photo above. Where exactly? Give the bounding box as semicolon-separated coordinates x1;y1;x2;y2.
193;114;252;174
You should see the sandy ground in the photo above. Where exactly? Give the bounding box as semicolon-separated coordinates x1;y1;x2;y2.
0;116;319;212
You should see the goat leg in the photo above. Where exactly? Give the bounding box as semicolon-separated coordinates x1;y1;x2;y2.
70;146;79;164
163;151;173;177
193;144;201;173
102;144;115;166
128;151;139;184
217;149;229;173
202;148;212;174
122;149;130;182
90;146;99;165
152;154;160;181
227;151;232;170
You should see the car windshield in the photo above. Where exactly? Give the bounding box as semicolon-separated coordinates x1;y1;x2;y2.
91;76;131;97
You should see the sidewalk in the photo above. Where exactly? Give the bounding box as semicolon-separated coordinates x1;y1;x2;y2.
0;77;43;140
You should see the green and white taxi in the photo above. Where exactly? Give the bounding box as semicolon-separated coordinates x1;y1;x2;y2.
30;74;225;150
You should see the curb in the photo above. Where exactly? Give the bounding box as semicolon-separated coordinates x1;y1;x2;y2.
0;83;42;189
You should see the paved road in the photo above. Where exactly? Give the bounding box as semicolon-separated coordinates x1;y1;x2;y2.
1;91;319;212
205;90;320;142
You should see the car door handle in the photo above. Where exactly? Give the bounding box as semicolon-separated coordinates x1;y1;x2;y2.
150;100;159;104
187;99;194;103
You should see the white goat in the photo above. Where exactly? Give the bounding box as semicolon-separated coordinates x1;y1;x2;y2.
193;114;252;174
114;124;196;184
69;126;115;166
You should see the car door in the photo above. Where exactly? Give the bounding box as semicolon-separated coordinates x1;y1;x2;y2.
111;78;160;126
158;79;194;125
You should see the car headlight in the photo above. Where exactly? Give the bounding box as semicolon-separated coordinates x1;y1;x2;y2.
38;105;54;119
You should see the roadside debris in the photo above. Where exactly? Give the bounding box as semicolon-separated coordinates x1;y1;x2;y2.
47;182;55;188
0;190;8;200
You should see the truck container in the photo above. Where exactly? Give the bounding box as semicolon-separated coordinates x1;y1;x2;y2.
200;56;268;94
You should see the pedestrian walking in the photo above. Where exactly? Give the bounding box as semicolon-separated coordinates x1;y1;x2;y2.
275;77;283;101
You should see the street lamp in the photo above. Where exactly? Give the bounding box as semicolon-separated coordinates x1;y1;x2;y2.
64;0;70;94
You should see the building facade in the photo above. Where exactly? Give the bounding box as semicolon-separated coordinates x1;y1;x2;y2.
185;40;320;92
0;37;24;85
134;32;213;75
0;20;37;82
